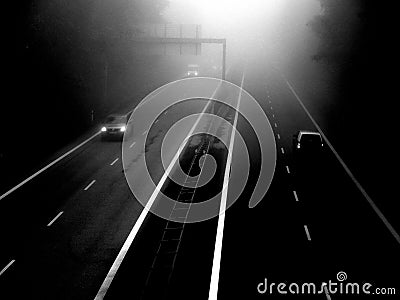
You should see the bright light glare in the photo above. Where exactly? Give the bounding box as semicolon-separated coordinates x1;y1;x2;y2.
188;0;285;25
120;126;126;132
101;127;107;132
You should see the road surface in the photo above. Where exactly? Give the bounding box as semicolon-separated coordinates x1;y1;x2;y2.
0;62;398;299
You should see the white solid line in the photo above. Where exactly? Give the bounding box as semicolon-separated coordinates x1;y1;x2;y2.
281;147;285;154
283;76;400;245
304;225;311;241
84;180;96;191
94;78;225;300
208;72;245;300
0;260;15;277
286;166;290;174
110;158;119;166
0;132;100;201
129;141;136;149
293;190;299;202
47;211;64;227
324;285;332;300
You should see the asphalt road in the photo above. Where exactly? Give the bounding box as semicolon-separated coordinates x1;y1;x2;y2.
0;63;398;300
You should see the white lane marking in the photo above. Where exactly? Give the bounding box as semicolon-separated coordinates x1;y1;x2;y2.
0;260;15;277
272;114;275;118
283;76;400;245
0;132;100;201
208;72;246;300
154;120;159;124
129;141;136;149
281;147;285;154
324;285;332;300
84;180;96;191
286;166;290;174
110;158;119;166
142;130;148;136
270;106;273;110
293;190;299;202
94;78;225;300
274;123;278;128
304;225;311;241
47;211;64;227
277;134;280;140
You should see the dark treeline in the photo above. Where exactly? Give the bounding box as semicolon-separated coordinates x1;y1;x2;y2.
1;0;169;190
307;0;395;211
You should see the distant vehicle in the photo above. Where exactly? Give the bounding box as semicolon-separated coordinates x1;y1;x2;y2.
293;130;324;156
101;114;128;140
186;64;199;77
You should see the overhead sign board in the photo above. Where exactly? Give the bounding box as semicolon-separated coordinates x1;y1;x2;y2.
123;24;202;56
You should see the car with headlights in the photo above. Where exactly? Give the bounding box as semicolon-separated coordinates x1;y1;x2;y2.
186;64;199;77
292;130;324;166
293;130;324;153
101;114;127;140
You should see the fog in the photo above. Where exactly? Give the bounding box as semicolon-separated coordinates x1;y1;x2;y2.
2;0;394;222
165;0;321;70
164;0;394;211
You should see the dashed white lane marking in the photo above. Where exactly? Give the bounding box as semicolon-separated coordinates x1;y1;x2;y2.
110;158;119;166
142;130;148;136
95;75;226;300
129;141;136;149
274;123;278;128
0;132;100;201
304;225;311;241
281;147;285;154
47;211;64;227
272;114;275;118
209;71;246;300
84;180;96;191
324;285;332;300
154;120;159;124
0;260;15;277
286;166;290;174
270;106;273;110
283;75;400;245
293;190;299;202
277;134;280;140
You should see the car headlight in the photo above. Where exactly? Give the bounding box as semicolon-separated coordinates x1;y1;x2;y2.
120;126;126;132
194;71;198;76
297;144;301;149
101;127;107;132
